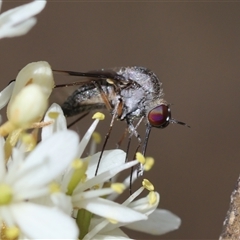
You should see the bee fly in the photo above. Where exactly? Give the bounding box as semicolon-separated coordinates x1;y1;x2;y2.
54;66;189;176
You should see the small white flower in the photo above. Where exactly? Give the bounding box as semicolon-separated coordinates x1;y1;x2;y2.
0;62;54;138
0;61;54;113
86;184;180;239
6;61;54;117
0;0;46;39
39;104;181;239
0;130;79;239
40;105;148;238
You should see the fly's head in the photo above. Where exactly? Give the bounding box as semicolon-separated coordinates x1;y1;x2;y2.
147;100;189;129
148;103;171;129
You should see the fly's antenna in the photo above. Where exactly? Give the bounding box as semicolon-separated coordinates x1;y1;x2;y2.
170;118;190;128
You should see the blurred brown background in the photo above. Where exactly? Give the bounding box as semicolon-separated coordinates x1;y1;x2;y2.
1;1;240;239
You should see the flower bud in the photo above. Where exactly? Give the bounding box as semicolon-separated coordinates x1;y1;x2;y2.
8;84;47;128
7;61;54;119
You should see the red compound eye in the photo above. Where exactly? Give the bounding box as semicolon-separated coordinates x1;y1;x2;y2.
148;104;171;128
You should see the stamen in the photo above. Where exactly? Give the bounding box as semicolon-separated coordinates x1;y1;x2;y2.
107;218;118;224
92;112;105;120
77;117;103;158
49;182;61;193
92;132;101;144
148;191;157;205
90;132;101;155
136;152;146;164
48;111;60;119
20;132;36;151
111;183;125;194
142;179;154;191
5;226;20;240
144;157;155;171
122;186;145;206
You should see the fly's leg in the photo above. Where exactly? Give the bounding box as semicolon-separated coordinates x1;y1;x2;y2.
127;117;151;177
127;116;144;142
94;101;120;176
116;127;128;149
93;81;112;112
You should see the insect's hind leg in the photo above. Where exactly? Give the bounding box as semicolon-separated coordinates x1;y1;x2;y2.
94;101;120;176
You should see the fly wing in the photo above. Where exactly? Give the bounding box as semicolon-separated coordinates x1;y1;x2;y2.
53;69;132;88
54;69;135;117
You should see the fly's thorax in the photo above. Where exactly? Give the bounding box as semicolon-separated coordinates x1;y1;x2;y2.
116;66;163;97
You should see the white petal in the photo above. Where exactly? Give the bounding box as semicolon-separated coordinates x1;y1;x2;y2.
0;1;46;39
75;197;147;223
77;119;99;158
74;160;138;194
0;136;6;180
86;149;126;178
72;188;115;202
125;208;181;235
0;81;14;109
51;192;73;215
10;202;78;239
7;61;54;118
95;233;131;240
42;103;67;140
0;205;15;227
89;219;131;239
10;130;78;189
0;18;36;38
128;192;160;216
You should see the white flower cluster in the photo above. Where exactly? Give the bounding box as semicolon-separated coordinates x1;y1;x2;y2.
0;1;181;239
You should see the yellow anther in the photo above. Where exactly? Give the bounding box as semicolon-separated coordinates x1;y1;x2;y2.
148;191;157;205
144;157;155;171
48;111;60;119
49;182;61;193
5;226;20;239
92;132;101;144
20;132;36;151
92;112;105;120
111;183;125;194
107;218;118;224
142;179;154;191
71;159;83;169
0;184;13;205
136;152;146;164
